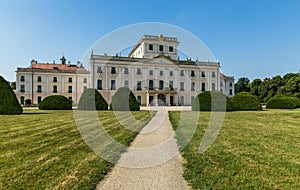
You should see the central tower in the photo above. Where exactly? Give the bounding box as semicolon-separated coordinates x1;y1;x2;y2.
128;34;179;60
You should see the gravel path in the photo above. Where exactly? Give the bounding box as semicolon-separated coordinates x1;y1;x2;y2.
96;108;190;190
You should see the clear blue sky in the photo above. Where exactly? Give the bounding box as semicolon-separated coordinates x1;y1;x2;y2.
1;0;300;82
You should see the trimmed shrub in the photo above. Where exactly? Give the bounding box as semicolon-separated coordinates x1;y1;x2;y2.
266;95;300;109
0;75;23;114
78;88;108;110
230;92;262;111
192;91;229;111
39;95;72;110
110;87;140;111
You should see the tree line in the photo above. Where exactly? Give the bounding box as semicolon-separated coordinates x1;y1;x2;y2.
235;72;300;103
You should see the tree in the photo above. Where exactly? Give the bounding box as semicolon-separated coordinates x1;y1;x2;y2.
230;92;262;111
39;95;72;110
110;87;140;111
10;81;16;90
0;75;23;114
235;77;250;94
249;78;262;97
282;73;299;85
259;75;283;102
78;88;108;110
283;76;300;96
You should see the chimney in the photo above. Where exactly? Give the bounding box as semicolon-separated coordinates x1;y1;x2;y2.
60;56;66;64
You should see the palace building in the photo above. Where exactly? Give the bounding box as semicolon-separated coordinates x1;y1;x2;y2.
16;57;90;105
16;34;234;106
90;34;234;106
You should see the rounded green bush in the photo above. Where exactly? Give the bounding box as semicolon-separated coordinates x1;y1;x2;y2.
230;92;262;111
266;95;300;109
110;87;140;111
39;95;72;110
0;75;23;114
78;88;108;110
192;91;229;111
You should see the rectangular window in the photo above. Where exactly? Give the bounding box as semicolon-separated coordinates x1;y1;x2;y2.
191;71;195;77
159;80;164;90
169;71;173;76
180;96;184;106
159;45;163;51
53;85;57;93
37;76;42;82
83;86;87;91
212;72;216;78
111;80;116;90
201;71;205;77
220;82;223;86
37;96;42;104
149;80;154;90
149;70;153;75
20;84;25;92
97;66;102;73
229;89;233;95
37;85;42;93
169;81;174;90
97;80;102;90
68;77;72;83
180;82;184;91
137;68;142;75
212;83;216;91
124;67;129;74
149;44;153;51
160;71;163;76
169;46;173;52
229;82;233;87
124;80;129;88
83;78;87;83
137;96;141;105
137;81;141;91
180;70;184;76
111;67;116;74
191;82;195;91
68;86;72;93
20;76;25;82
201;83;206;91
53;77;57;82
20;96;25;105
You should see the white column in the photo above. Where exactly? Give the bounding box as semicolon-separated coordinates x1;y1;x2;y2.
146;90;149;106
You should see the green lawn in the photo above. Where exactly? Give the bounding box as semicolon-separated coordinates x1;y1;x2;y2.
0;109;153;190
169;109;300;189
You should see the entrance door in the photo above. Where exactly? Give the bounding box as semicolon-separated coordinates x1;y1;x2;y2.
170;96;174;106
149;96;154;106
158;94;166;106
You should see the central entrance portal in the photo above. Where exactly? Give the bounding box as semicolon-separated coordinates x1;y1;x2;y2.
158;94;166;106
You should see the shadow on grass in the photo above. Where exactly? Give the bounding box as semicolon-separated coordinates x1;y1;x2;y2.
22;112;49;115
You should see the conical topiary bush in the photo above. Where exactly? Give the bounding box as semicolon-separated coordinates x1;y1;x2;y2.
110;87;140;111
0;75;23;114
78;88;108;110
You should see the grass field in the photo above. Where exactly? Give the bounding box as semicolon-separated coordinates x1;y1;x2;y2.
0;109;153;190
169;109;300;189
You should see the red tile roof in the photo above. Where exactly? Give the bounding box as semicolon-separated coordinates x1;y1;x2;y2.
30;63;87;71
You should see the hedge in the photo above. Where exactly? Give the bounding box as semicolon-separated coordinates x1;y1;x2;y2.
192;91;229;111
0;75;23;115
266;95;300;109
78;88;108;110
230;92;262;111
39;95;72;110
110;87;140;111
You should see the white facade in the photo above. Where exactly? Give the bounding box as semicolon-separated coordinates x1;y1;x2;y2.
15;34;234;106
16;59;90;105
90;34;234;106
